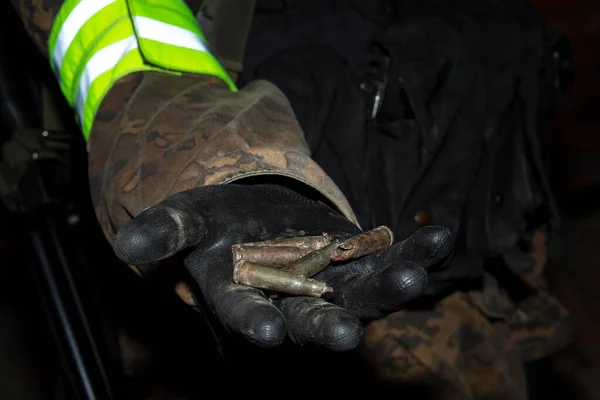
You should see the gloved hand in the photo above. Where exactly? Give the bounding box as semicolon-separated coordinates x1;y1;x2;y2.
112;183;453;351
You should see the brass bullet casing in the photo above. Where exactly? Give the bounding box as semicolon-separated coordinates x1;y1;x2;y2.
235;234;331;250
233;261;333;298
280;241;340;277
331;226;394;262
232;245;314;266
232;234;332;266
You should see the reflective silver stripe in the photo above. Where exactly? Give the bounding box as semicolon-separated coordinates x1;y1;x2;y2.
132;16;210;52
51;0;116;74
74;35;138;123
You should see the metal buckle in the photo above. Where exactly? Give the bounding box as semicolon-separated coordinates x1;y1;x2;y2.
358;50;390;120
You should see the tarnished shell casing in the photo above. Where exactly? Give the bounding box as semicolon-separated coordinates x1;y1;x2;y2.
233;261;332;297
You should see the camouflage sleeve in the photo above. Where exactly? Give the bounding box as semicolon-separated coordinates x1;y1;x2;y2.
9;0;63;56
9;0;358;241
89;71;358;242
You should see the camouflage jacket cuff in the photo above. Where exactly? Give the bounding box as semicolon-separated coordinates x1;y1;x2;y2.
87;71;357;242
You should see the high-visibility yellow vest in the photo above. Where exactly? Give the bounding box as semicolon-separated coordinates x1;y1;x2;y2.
49;0;236;140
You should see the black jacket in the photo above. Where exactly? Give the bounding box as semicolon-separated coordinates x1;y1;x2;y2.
240;0;561;294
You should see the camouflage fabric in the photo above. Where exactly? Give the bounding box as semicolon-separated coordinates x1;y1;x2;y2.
360;232;573;399
8;0;358;238
9;0;61;55
88;72;358;242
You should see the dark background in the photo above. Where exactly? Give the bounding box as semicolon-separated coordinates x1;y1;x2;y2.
532;0;600;397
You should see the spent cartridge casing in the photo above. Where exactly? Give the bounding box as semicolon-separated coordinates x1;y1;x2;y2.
232;245;313;266
233;234;331;250
233;261;333;298
280;241;340;277
331;226;394;262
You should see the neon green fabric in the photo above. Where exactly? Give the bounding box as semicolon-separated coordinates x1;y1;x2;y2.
128;0;205;37
48;0;236;140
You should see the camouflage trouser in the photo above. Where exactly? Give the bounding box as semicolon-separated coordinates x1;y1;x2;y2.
359;233;573;399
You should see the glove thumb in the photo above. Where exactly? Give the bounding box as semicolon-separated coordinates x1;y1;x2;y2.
113;194;206;265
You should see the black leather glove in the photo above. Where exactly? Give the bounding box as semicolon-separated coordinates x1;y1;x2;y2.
113;184;452;351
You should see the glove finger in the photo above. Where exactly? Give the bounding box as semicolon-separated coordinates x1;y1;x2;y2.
113;194;206;265
325;263;428;319
184;241;287;348
275;296;363;351
390;225;453;271
212;282;287;348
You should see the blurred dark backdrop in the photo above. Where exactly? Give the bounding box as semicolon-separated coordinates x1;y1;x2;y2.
532;0;600;397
